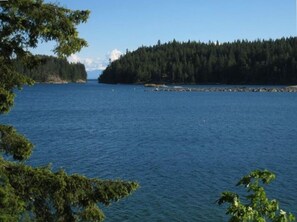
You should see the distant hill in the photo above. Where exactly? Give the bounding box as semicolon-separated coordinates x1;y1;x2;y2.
99;37;297;85
15;55;87;83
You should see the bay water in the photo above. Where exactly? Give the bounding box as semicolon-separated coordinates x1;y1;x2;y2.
1;81;297;221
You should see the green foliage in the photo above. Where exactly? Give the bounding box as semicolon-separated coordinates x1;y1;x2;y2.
14;55;87;83
0;57;34;114
0;0;138;221
0;0;89;59
217;170;295;222
0;159;138;222
0;170;26;222
99;38;297;85
0;125;33;161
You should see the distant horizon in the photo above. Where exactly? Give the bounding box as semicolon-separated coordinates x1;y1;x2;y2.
87;69;102;79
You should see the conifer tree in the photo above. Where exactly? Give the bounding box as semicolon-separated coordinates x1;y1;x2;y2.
0;1;138;221
99;38;297;85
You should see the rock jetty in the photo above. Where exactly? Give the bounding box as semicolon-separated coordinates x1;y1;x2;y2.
148;85;297;93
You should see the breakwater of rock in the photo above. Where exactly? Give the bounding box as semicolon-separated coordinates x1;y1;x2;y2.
148;86;297;93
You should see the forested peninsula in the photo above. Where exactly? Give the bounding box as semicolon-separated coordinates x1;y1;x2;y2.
99;37;297;85
15;55;87;83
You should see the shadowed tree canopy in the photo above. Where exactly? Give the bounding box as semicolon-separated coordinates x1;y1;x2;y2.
0;1;138;221
14;55;87;83
99;37;297;85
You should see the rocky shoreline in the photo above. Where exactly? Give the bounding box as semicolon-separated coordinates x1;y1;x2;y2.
35;75;86;84
36;78;86;84
148;85;297;93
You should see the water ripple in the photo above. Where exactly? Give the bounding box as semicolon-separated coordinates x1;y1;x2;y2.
1;83;297;221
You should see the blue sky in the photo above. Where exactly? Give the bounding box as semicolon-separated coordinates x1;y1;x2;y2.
34;0;296;78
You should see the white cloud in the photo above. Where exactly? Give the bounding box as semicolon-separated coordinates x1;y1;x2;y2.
68;54;80;63
68;49;124;72
68;54;107;71
108;49;122;62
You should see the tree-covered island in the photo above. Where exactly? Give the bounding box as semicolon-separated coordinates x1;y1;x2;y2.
99;37;297;85
14;55;87;83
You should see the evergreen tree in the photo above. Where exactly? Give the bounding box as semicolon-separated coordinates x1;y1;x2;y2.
0;1;138;221
14;55;87;83
99;38;297;85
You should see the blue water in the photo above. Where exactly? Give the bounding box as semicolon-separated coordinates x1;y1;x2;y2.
1;81;297;221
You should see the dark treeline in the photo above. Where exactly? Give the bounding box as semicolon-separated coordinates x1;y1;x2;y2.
15;55;87;82
99;37;297;85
